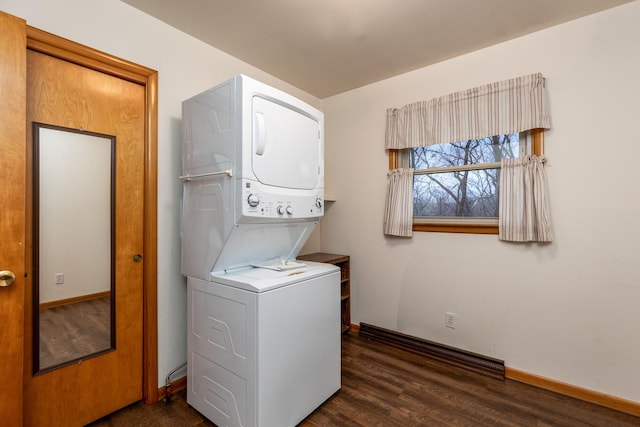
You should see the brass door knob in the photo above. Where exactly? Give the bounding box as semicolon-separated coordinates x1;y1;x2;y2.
133;254;143;262
0;270;16;287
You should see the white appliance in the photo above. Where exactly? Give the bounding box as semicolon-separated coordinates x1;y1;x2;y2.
181;75;340;427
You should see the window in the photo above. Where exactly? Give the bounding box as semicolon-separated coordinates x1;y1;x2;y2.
389;129;543;234
383;73;550;237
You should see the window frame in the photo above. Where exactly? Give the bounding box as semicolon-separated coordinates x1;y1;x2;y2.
388;128;544;234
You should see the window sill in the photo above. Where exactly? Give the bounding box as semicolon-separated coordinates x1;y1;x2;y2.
413;222;498;234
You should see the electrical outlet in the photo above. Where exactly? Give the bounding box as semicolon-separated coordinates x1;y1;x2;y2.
445;311;457;329
55;273;64;285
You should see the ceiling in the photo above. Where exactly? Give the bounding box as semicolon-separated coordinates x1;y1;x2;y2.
121;0;634;98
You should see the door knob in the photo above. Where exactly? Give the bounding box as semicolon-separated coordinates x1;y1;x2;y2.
133;254;143;262
0;270;16;288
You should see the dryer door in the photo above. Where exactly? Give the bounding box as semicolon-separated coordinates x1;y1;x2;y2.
251;96;321;190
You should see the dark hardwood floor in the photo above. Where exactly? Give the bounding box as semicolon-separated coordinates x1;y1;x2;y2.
88;333;639;426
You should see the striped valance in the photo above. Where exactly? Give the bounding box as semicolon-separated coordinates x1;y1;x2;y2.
385;73;551;149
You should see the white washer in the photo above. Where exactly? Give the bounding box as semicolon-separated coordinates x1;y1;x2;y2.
187;261;341;427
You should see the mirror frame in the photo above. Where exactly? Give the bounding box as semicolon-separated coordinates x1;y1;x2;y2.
32;122;117;374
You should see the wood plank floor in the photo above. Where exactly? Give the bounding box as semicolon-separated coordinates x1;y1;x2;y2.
39;296;111;370
87;333;640;426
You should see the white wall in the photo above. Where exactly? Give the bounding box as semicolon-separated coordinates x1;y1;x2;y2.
322;1;640;403
0;0;322;388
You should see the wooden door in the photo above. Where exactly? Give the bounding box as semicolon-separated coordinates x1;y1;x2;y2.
0;11;27;427
23;49;145;426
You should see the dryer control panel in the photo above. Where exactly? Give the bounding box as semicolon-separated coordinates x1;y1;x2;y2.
241;179;323;219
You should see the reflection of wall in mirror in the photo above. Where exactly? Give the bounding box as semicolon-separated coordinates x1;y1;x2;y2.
38;127;112;304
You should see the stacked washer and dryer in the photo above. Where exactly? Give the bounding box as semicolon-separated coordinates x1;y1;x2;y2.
180;75;340;427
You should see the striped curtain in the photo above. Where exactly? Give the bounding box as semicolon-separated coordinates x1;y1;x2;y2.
385;73;550;149
499;156;553;242
383;168;414;237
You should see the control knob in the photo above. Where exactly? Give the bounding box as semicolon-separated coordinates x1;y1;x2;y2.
285;206;293;215
277;205;285;215
247;193;260;207
315;198;323;209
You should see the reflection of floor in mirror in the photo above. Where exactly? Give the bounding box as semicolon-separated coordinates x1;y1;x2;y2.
39;296;111;370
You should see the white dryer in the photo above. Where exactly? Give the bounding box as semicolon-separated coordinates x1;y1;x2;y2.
181;74;325;278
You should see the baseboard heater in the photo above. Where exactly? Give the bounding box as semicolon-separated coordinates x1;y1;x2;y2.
358;323;505;379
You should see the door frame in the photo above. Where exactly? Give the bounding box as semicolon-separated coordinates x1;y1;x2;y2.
26;26;159;404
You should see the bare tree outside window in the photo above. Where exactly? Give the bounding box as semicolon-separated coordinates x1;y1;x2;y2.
410;134;519;218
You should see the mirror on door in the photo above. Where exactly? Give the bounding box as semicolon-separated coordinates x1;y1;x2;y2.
33;123;116;374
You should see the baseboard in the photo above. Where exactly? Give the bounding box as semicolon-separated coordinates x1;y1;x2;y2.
358;322;505;379
506;367;640;417
39;290;110;309
158;375;187;402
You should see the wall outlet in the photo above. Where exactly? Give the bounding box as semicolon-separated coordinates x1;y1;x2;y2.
445;311;457;329
55;273;64;285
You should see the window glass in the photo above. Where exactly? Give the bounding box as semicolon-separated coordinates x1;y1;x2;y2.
410;133;523;219
410;134;519;169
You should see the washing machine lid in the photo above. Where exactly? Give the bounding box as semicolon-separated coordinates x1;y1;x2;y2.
211;221;317;273
210;261;338;292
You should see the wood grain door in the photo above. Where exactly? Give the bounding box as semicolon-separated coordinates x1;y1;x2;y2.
23;49;146;426
0;11;27;427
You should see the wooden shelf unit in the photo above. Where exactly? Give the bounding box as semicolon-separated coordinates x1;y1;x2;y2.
297;253;350;334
